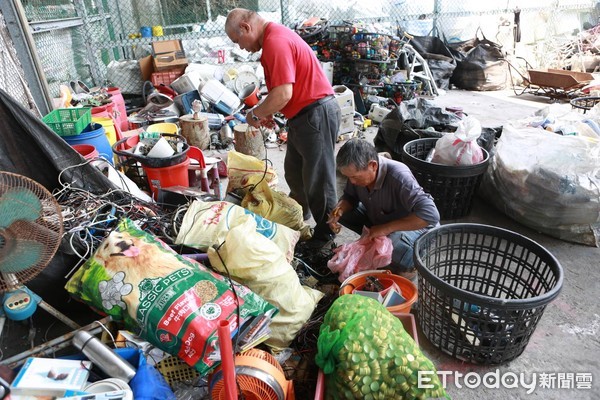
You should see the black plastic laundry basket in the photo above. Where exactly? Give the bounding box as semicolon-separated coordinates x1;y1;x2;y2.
401;138;489;219
414;223;563;365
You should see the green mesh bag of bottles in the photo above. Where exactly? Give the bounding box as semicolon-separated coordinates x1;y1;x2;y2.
316;295;449;399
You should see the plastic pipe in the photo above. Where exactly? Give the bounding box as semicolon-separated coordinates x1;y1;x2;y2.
218;319;237;400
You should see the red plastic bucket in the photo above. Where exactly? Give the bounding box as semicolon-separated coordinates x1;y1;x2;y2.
238;83;259;107
72;144;99;160
91;102;114;117
143;158;190;198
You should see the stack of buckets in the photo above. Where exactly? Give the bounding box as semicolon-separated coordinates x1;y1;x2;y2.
64;122;114;165
114;123;207;199
144;124;207;199
62;87;127;165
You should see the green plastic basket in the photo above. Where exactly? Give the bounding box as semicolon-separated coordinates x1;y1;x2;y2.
42;108;92;136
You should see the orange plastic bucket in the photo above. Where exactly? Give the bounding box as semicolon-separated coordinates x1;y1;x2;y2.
144;158;190;199
339;269;417;313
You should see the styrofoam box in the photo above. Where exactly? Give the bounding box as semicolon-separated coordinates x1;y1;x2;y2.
333;85;355;111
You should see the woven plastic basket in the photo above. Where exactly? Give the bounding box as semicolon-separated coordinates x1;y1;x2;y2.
155;355;200;387
42;107;92;136
401;137;489;219
414;223;563;365
569;96;600;114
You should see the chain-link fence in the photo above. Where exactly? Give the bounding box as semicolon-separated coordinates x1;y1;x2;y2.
16;0;600;100
0;9;39;115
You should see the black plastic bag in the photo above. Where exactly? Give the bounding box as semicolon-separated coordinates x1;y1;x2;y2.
373;98;461;160
409;35;457;90
449;30;508;91
374;98;502;160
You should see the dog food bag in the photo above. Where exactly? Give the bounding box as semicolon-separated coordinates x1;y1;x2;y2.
65;218;277;376
175;200;300;263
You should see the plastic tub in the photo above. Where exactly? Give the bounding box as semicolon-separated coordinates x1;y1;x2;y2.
146;122;179;135
339;269;417;314
414;223;563;365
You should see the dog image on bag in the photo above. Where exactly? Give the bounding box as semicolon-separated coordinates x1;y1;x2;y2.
94;230;193;319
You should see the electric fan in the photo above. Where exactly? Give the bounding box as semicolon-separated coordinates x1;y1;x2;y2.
209;348;295;400
0;172;79;332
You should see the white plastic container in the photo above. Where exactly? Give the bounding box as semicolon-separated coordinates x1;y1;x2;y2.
321;61;334;84
200;79;241;115
369;103;392;123
170;71;202;94
333;85;355;110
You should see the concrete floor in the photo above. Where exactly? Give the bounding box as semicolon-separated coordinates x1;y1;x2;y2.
419;90;599;400
257;88;600;399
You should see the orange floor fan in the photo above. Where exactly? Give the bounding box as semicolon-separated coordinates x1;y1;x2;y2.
209;348;295;400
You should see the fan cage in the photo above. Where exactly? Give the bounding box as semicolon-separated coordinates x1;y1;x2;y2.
209;348;289;400
0;172;63;291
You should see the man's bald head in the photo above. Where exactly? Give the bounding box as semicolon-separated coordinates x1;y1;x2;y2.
225;8;256;36
225;8;265;53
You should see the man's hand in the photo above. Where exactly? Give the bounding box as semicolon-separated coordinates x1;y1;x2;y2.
327;206;343;233
262;115;277;129
365;224;390;240
247;109;262;129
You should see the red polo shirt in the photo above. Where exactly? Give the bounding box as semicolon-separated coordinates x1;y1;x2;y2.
260;22;333;119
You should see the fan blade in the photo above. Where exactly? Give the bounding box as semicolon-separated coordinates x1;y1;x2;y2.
0;188;42;229
0;236;44;273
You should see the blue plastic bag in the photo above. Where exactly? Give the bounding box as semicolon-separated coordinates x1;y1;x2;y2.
63;347;175;400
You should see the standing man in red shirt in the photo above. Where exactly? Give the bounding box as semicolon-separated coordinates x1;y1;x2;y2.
225;9;342;247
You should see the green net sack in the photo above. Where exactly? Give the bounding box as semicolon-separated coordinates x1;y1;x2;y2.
316;295;448;399
65;218;277;376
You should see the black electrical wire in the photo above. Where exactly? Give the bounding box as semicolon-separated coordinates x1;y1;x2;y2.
212;240;246;400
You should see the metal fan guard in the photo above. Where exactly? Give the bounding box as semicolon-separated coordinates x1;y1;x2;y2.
209;348;288;400
0;172;63;292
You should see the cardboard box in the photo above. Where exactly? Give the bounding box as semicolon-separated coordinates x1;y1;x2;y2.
139;55;186;84
151;39;188;71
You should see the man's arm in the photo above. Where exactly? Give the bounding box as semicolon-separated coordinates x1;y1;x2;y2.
247;83;292;128
366;213;430;239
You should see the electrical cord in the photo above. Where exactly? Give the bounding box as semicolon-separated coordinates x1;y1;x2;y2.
235;124;271;194
212;240;246;400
